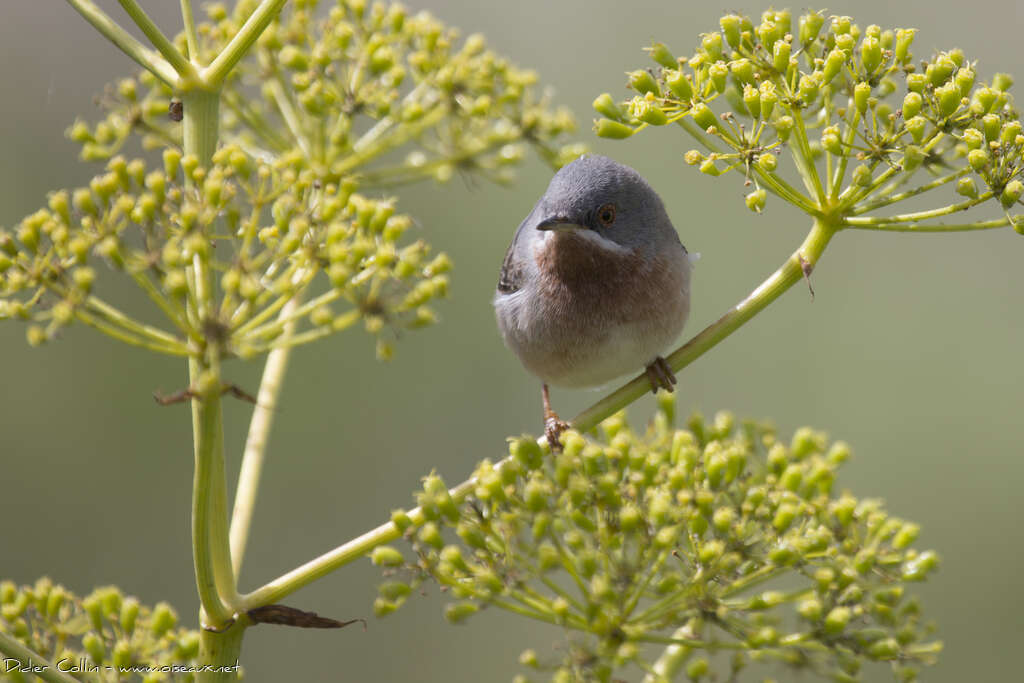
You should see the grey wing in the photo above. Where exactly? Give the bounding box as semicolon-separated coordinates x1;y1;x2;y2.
496;219;531;294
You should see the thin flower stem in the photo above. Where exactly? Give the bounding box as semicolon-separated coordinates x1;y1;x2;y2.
75;309;190;356
203;0;289;87
830;108;862;198
242;311;359;354
844;193;992;225
0;631;80;683
241;289;339;340
180;0;200;61
63;0;178;86
116;0;197;80
230;299;299;581
842;214;1020;231
790;109;827;205
86;293;186;347
851;167;971;215
265;77;312;158
131;270;196;338
241;219;840;608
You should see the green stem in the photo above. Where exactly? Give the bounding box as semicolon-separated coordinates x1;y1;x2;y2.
240;218;840;608
572;218;836;433
642;625;695;683
789;109;827;205
203;0;288;87
63;0;178;85
843;214;1019;232
230;300;298;580
851;167;971;215
844;193;992;225
116;0;197;80
182;88;237;629
0;631;81;683
197;619;247;683
180;0;200;61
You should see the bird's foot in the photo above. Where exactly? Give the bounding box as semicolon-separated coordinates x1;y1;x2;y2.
544;413;570;452
645;356;677;394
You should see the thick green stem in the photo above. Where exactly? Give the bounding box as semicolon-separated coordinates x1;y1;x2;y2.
203;0;288;87
0;631;80;683
240;219;840;608
642;625;695;683
116;0;197;80
198;620;247;683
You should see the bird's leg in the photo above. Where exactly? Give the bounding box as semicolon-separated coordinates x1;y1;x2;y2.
542;383;569;452
644;356;677;394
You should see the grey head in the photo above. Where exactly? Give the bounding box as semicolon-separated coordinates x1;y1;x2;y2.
528;154;683;255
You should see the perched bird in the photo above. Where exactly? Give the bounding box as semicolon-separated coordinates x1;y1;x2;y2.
494;154;692;448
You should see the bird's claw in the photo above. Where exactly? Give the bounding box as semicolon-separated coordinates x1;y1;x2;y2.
645;356;677;394
544;415;570;452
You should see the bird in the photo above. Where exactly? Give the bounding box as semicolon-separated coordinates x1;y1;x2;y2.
494;154;693;450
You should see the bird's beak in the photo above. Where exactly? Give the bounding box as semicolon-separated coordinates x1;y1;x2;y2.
535;216;583;231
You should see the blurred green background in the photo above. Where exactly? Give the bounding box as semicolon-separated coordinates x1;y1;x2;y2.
2;1;1022;681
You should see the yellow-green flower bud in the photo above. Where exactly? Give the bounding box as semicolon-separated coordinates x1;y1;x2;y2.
901;145;924;172
935;83;961;117
968;148;990;172
370;546;405;567
698;159;720;176
927;57;955;87
822;49;846;85
764;39;790;75
955;67;976;97
418;522;443;549
665;70;694;101
1001;121;1022;144
730;58;755;86
800;11;824;44
894;28;915;63
963;127;984;150
852;81;871;115
709;62;728;94
757;153;777;172
686;657;709;680
635;99;668;125
901;92;923;119
595;119;635;139
628;69;660;96
956;177;979;198
163;148;182;181
797;73;820;102
150;601;176;637
906;73;927;94
821;128;842;155
1001;180;1023;208
992;72;1014;92
720;14;743;49
982;114;1001;142
902;550;939;580
742;85;760;119
701;31;723;60
592;93;624;121
824;606;851;634
851;164;872;187
745;188;767;213
647;42;676;68
691;102;717;131
774;115;794;142
445;601;478;623
970;87;998;115
861;37;882;74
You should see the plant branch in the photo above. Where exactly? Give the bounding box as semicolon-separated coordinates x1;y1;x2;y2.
851;167;971;215
0;631;80;683
240;218;840;608
63;0;178;86
180;0;200;61
844;193;992;225
116;0;197;80
842;214;1021;231
642;625;695;683
230;299;298;581
202;0;288;88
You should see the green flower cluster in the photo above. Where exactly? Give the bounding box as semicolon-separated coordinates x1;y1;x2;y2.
0;148;448;359
594;9;1024;229
374;398;940;682
0;578;199;682
1;0;579;357
71;0;581;185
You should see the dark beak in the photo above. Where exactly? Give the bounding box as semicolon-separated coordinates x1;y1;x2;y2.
535;215;582;231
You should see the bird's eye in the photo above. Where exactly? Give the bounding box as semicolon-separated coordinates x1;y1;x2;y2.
597;203;616;226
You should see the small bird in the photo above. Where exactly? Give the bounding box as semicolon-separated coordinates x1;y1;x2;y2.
494;154;692;449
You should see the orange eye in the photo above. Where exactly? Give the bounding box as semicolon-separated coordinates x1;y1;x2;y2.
597;203;616;226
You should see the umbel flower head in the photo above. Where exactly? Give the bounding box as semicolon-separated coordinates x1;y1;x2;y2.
375;396;940;682
0;578;200;681
0;0;580;358
595;9;1024;231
